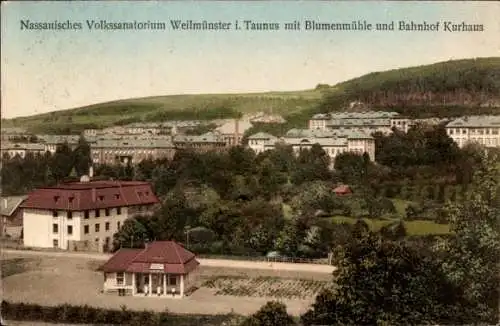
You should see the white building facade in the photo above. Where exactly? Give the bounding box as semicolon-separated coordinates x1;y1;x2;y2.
446;116;500;148
21;180;159;252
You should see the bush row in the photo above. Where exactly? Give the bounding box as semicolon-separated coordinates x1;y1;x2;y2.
1;301;236;326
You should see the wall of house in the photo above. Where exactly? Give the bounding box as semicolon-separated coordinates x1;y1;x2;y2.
103;272;134;292
23;209;54;248
447;127;500;148
248;139;269;154
80;206;131;252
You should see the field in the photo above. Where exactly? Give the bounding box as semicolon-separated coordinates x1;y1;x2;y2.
202;275;333;300
1;251;333;317
330;216;450;235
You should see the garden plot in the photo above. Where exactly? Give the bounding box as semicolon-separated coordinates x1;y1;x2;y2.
202;275;333;300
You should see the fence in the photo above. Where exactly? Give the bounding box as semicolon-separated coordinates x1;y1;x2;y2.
196;253;331;265
0;238;334;265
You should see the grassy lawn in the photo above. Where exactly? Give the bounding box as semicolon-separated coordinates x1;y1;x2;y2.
1;258;39;278
330;216;450;235
391;198;412;217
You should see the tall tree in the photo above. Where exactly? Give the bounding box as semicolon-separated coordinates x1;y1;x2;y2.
72;136;92;176
440;153;500;324
50;142;74;182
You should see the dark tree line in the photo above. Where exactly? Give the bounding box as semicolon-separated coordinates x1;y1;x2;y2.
1;137;91;195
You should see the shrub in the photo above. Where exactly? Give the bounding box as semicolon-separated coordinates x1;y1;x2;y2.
1;301;235;326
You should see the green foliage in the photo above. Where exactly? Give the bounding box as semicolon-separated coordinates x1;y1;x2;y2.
322;57;500;114
440;153;500;323
241;301;296;326
302;233;467;325
1;300;236;326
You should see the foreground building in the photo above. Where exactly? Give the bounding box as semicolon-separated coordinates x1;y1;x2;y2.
21;178;159;252
446;115;500;148
100;241;199;298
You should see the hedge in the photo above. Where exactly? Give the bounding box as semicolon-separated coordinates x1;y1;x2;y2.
1;301;238;326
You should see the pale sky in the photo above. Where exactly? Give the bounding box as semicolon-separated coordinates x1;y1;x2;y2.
1;1;499;118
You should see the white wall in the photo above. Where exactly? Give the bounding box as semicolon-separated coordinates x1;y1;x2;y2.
80;206;131;252
23;209;53;248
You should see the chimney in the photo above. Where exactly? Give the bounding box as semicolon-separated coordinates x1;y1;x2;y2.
89;166;94;179
3;198;7;209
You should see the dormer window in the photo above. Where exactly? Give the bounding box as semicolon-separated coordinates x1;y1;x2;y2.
68;197;74;203
54;196;60;202
98;195;104;201
115;194;120;200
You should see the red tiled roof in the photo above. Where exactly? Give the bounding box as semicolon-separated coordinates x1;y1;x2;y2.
20;180;159;211
100;241;199;275
333;185;352;194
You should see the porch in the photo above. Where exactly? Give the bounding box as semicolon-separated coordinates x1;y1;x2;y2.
104;271;186;298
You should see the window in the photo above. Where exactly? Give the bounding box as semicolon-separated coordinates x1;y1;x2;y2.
114;194;120;200
67;225;73;235
98;195;104;201
52;211;58;217
54;196;60;202
95;209;100;217
169;276;177;286
105;208;110;216
116;272;124;285
95;224;100;232
84;225;89;234
117;221;121;230
67;211;73;219
53;239;59;248
52;224;58;233
116;207;122;215
69;197;74;203
105;222;110;231
84;210;89;219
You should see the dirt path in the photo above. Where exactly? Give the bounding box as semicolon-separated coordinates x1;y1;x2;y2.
1;249;336;274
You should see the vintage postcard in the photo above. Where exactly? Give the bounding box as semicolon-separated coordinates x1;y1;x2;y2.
1;1;499;325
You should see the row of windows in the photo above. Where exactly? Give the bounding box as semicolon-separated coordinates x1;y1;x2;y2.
52;208;123;219
53;221;121;235
83;221;119;234
448;128;500;135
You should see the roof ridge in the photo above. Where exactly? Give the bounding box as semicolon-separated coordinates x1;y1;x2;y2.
173;241;184;264
129;246;147;263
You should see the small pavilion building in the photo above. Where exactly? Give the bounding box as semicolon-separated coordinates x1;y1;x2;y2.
100;241;199;298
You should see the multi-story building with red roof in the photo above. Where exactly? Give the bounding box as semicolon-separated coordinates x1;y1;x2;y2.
20;178;159;252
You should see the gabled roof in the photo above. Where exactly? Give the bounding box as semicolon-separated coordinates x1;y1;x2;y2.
446;115;500;128
0;196;28;216
20;180;159;211
100;241;199;274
